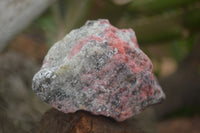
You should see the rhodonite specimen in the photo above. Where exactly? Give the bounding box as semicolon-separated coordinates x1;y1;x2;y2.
32;19;165;121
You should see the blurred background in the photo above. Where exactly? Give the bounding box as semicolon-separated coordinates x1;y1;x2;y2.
0;0;200;133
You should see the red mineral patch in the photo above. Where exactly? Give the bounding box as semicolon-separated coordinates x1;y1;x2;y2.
68;35;103;59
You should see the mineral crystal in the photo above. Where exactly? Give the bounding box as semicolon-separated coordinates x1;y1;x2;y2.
32;19;165;121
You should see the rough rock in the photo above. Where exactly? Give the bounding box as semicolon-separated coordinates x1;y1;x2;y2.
32;19;165;121
31;108;146;133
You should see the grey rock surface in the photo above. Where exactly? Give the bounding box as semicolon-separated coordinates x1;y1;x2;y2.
32;19;165;121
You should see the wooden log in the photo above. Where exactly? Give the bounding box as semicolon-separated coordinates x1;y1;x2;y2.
31;108;150;133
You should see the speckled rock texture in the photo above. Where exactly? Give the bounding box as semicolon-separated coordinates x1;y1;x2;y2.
32;19;165;121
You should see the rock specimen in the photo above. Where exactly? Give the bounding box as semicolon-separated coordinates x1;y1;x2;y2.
32;19;165;121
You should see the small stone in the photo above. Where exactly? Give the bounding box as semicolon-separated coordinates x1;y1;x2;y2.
32;19;165;121
32;108;147;133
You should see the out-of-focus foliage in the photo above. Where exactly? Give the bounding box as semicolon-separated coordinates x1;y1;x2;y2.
33;0;200;75
184;7;200;30
171;38;194;63
110;0;133;5
118;13;183;44
33;9;56;46
128;0;198;15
